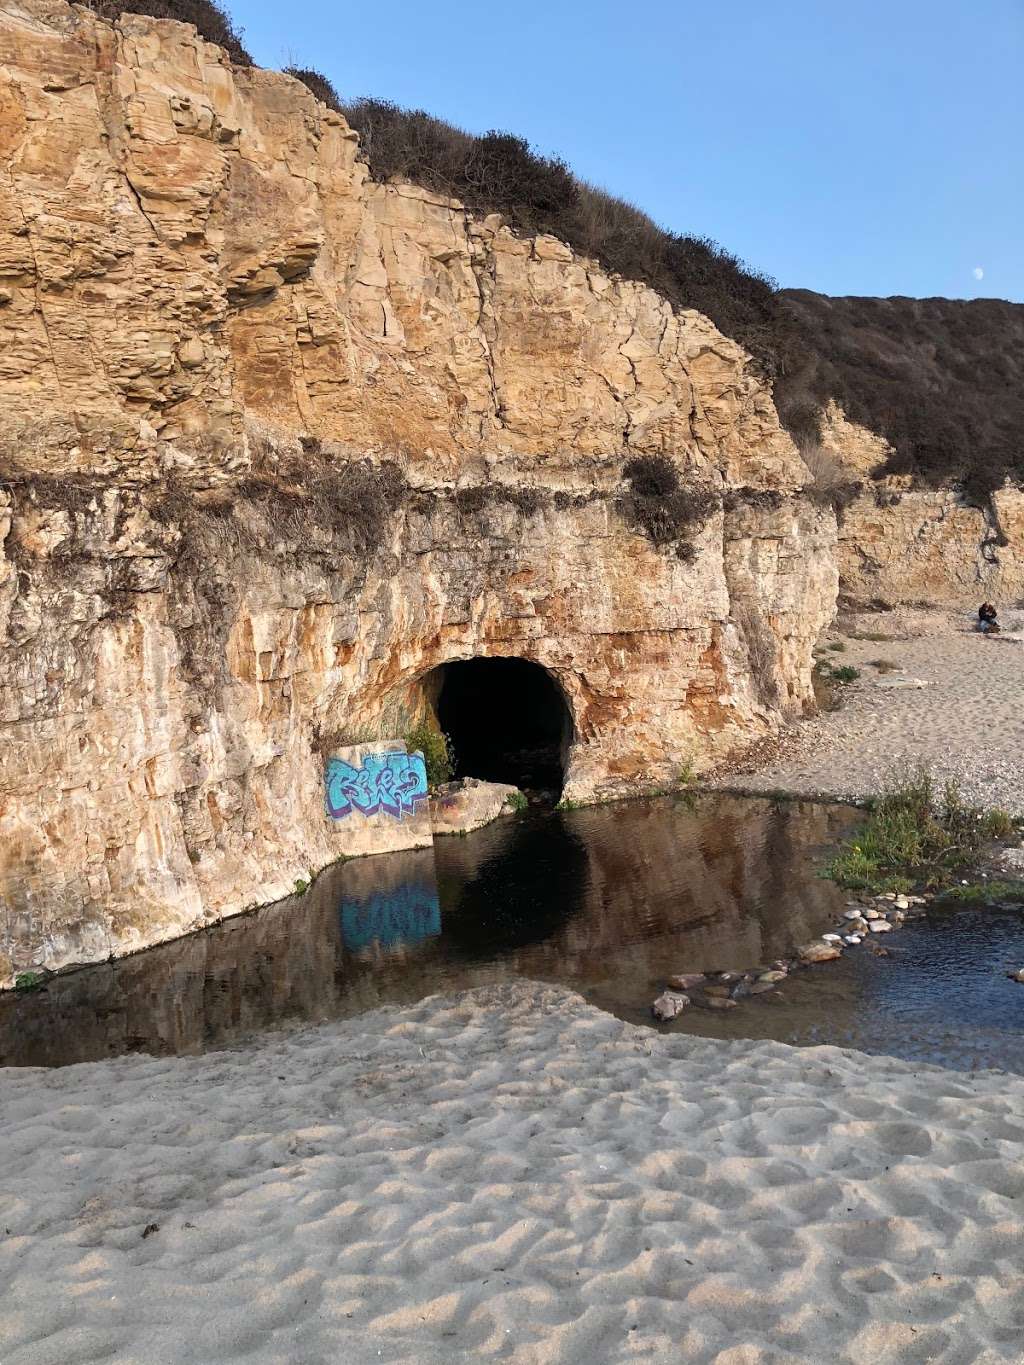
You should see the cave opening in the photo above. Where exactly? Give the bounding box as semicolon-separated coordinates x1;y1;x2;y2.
429;657;572;799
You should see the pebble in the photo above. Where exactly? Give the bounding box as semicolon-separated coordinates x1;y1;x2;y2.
798;940;842;964
1009;969;1024;984
699;996;738;1010
822;933;844;943
747;981;778;995
703;984;733;999
668;973;706;991
843;909;866;920
757;970;787;983
652;991;689;1021
894;896;910;910
863;908;881;920
844;934;862;945
869;920;893;933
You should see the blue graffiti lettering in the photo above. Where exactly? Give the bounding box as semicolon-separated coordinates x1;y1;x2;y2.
339;881;442;951
326;750;429;821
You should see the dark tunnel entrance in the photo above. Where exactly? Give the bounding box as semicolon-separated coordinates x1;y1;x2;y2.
432;657;572;799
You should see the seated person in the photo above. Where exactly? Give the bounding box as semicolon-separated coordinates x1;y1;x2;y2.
978;601;1000;632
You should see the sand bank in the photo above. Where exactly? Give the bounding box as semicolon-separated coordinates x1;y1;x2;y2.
3;982;1023;1362
715;609;1024;815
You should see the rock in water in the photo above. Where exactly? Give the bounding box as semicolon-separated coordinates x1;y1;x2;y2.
844;934;862;945
869;920;893;933
668;973;706;991
797;941;842;964
1008;969;1024;984
822;933;843;943
652;991;689;1020
757;969;788;983
699;996;738;1010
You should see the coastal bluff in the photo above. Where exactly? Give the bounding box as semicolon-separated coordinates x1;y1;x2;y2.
0;0;983;984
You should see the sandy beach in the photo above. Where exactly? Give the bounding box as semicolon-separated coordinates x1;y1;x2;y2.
716;610;1024;815
2;980;1023;1364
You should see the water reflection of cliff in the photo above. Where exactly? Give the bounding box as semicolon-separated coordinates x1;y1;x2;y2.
0;795;860;1067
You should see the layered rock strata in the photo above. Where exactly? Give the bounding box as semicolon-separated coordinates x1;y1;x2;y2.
817;405;1024;609
0;0;836;982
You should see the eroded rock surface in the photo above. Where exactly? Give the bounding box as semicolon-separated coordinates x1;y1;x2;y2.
0;0;837;982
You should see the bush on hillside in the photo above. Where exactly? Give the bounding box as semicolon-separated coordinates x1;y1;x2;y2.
779;292;1024;502
80;0;251;63
284;67;342;113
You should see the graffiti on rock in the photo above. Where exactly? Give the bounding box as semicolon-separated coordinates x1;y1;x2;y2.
325;750;429;821
339;879;442;952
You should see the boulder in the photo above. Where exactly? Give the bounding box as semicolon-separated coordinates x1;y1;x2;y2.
652;991;690;1021
430;779;521;836
797;941;842;964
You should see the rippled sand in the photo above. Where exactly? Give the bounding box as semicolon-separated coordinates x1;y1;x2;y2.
2;982;1023;1363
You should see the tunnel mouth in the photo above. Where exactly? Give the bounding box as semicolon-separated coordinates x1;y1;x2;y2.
429;657;572;800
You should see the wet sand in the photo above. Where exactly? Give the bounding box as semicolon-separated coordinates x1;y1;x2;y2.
3;981;1024;1364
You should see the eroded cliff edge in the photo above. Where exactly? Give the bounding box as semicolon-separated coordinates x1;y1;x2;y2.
0;0;839;982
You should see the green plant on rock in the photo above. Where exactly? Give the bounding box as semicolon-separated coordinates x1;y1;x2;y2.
827;770;1016;894
505;791;529;812
406;722;454;788
14;971;45;992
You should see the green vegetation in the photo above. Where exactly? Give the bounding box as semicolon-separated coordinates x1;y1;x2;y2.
14;972;46;992
939;880;1024;904
830;665;860;684
505;791;529;813
293;877;309;895
406;722;454;788
827;771;1016;894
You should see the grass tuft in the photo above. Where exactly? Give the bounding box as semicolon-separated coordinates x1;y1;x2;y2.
827;770;1017;893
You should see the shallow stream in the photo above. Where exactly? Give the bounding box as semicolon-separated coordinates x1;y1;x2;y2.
4;794;1024;1072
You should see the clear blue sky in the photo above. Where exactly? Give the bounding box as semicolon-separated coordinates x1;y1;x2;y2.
238;0;1023;301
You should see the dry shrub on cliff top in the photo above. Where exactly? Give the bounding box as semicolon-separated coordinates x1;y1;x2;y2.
798;440;863;516
80;0;251;62
284;67;342;113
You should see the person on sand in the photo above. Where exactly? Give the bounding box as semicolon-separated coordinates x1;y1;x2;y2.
978;601;1000;633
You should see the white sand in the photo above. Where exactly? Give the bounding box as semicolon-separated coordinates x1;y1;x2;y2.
2;982;1024;1364
716;610;1024;814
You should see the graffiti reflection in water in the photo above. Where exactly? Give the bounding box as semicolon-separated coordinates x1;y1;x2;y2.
339;878;442;953
325;750;428;821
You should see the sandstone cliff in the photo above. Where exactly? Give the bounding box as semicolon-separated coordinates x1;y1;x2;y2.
0;0;837;984
816;404;1024;610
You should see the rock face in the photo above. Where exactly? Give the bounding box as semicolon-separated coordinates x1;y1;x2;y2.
0;0;838;984
816;406;1024;609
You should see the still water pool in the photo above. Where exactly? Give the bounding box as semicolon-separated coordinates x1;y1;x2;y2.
3;794;1024;1072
